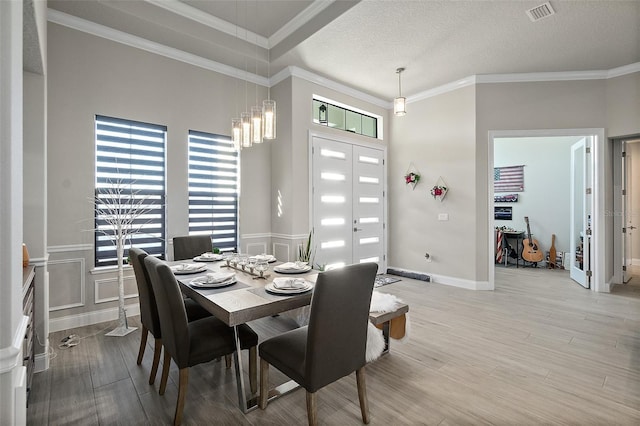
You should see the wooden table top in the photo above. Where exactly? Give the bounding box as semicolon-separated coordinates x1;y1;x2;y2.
173;260;318;327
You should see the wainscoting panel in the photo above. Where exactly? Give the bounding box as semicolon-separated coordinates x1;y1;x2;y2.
48;258;85;311
245;242;267;256
94;274;138;304
273;243;290;262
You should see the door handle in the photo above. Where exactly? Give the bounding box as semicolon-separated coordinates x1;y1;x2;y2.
353;227;363;232
629;226;637;230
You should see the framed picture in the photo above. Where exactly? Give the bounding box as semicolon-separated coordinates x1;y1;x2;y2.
495;206;513;220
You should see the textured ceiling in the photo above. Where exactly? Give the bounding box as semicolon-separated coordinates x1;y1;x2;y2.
46;0;640;102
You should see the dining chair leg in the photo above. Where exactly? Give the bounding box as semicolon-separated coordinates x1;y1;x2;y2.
225;354;232;369
174;368;189;426
159;350;172;395
306;391;318;426
249;346;257;394
137;325;148;365
259;358;269;409
149;338;162;385
356;367;370;424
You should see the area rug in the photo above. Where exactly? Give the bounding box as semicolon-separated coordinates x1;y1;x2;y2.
374;274;402;288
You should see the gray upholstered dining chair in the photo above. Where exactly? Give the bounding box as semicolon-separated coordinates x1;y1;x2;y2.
172;235;213;261
144;255;259;426
129;247;212;385
258;263;378;426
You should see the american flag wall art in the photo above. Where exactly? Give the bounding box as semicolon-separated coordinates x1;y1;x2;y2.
494;165;524;193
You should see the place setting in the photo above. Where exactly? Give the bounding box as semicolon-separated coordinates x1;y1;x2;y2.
193;252;224;262
170;263;208;275
273;261;312;274
249;254;277;263
265;277;314;295
189;271;237;288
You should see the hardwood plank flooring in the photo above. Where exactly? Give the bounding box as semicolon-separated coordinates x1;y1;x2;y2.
28;267;640;425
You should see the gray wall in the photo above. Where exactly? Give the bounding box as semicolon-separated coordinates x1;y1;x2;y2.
388;76;639;288
47;23;271;324
389;85;477;283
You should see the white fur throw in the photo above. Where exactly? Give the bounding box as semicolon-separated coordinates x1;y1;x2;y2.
370;291;411;343
366;322;385;362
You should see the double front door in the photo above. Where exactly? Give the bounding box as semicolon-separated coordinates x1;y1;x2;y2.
311;136;386;272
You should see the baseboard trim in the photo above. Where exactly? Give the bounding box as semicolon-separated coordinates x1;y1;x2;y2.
49;304;140;333
631;258;640;266
387;266;493;291
34;347;49;373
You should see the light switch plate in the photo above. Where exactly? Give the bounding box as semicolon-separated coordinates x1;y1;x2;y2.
438;213;449;221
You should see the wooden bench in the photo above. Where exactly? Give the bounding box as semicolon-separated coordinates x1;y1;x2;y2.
369;303;409;354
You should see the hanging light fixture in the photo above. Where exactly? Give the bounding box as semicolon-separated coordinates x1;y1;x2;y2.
230;0;276;148
394;67;407;116
241;111;251;148
262;45;276;139
232;118;242;150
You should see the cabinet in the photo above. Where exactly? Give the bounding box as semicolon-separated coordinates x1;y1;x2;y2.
22;265;35;403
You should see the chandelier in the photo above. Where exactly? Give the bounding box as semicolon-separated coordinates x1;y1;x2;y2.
231;1;276;150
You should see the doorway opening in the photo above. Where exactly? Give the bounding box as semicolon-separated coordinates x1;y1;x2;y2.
612;135;640;287
488;129;605;292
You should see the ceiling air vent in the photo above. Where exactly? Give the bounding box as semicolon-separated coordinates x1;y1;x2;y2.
526;2;555;22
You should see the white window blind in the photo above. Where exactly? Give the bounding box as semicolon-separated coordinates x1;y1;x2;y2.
187;130;238;252
94;115;166;267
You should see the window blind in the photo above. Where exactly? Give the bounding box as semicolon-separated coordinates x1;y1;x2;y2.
187;130;238;252
94;115;166;267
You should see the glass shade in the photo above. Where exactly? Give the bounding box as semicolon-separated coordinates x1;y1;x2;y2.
251;106;263;144
394;97;406;116
262;99;276;140
231;118;242;151
241;112;252;148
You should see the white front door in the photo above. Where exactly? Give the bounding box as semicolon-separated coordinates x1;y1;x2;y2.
570;138;592;288
311;136;386;272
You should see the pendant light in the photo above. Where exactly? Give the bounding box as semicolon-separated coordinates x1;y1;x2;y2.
394;67;407;116
262;21;276;141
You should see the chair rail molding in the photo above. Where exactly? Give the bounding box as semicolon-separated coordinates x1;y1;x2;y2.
47;243;92;253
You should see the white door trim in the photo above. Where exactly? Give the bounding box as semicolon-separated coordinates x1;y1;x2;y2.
488;128;606;292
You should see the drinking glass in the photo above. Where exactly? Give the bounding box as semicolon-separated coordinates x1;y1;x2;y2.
255;260;269;278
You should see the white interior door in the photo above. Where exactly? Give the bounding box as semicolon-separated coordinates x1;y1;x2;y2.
312;136;386;272
570;138;591;288
622;141;632;283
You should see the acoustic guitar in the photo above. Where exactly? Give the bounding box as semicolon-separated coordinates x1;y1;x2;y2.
522;216;544;263
548;234;557;269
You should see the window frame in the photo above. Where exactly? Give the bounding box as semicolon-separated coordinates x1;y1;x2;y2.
94;115;167;267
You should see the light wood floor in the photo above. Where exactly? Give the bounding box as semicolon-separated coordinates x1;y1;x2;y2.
28;267;640;425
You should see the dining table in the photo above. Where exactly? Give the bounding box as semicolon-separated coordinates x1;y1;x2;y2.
172;258;318;413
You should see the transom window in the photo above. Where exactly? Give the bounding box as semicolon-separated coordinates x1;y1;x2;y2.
94;115;166;267
312;97;379;139
187;130;239;252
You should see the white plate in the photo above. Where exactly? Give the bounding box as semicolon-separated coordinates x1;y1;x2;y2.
265;281;313;294
190;276;237;288
193;254;224;262
273;264;312;274
250;255;277;263
171;264;207;275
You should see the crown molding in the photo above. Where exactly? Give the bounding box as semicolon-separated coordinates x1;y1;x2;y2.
475;69;608;84
275;66;391;109
407;76;477;104
48;9;639;110
269;0;335;48
48;9;269;87
144;0;269;48
607;62;640;79
407;63;640;105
